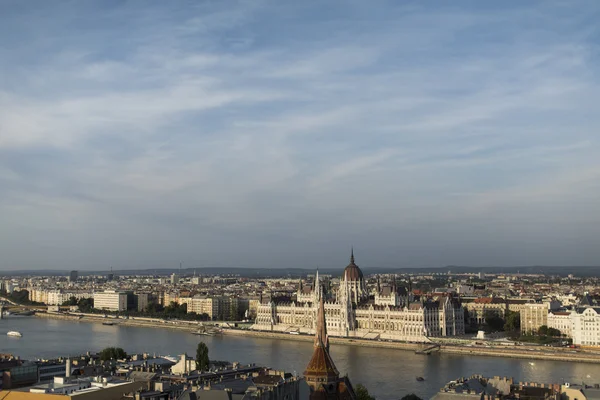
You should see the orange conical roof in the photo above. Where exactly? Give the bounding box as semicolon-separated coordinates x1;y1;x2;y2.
304;295;339;379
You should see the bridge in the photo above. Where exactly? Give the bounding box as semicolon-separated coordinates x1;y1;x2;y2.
0;297;66;315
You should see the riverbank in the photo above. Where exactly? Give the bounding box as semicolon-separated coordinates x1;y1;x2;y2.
222;329;600;363
35;312;201;333
35;312;600;363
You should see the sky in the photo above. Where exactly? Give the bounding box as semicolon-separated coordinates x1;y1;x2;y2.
1;0;599;271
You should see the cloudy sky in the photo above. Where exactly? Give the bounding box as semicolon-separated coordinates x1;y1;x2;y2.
1;1;599;270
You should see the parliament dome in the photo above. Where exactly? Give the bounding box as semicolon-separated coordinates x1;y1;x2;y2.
343;249;364;281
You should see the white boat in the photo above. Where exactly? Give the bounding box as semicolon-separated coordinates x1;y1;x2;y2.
7;331;22;337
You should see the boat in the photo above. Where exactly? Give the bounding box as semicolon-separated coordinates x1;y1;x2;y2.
102;322;116;326
416;377;425;382
7;331;22;337
192;330;214;336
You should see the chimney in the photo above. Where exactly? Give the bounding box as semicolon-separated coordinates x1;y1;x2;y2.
66;358;71;378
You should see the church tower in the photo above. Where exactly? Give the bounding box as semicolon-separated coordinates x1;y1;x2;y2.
304;295;356;400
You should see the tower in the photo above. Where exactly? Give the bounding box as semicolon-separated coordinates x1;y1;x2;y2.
342;249;367;305
338;275;354;336
304;295;356;400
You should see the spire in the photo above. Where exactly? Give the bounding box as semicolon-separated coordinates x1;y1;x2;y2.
376;275;381;293
314;295;329;351
304;293;339;389
350;246;355;265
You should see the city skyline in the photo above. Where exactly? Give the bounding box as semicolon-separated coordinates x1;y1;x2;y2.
1;1;600;270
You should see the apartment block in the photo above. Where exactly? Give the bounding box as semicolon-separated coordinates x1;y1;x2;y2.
93;291;127;312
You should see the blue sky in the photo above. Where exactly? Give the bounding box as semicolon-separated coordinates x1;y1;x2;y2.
1;0;599;270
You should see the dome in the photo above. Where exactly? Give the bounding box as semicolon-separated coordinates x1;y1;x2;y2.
343;249;364;281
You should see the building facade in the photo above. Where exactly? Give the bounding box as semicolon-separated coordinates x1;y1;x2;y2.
520;302;560;334
547;311;573;338
572;307;600;346
252;252;465;342
93;291;127;312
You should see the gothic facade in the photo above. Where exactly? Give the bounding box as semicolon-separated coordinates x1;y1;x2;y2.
252;252;465;342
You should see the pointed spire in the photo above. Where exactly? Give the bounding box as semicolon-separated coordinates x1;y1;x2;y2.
350;246;355;264
314;295;329;351
376;275;381;293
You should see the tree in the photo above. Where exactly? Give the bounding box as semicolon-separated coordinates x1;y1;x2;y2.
355;384;376;400
547;327;561;337
62;296;79;306
77;298;94;312
538;325;548;336
484;311;505;332
504;311;521;332
195;342;209;372
400;395;423;400
99;347;127;361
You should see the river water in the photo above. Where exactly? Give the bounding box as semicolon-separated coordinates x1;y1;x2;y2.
1;316;599;400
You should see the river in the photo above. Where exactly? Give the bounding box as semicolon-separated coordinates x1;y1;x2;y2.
1;316;599;400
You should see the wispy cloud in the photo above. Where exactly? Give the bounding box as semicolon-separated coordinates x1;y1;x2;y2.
1;0;599;269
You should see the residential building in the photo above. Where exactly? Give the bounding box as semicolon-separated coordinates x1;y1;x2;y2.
93;291;127;312
547;311;573;338
572;307;600;347
189;297;218;319
520;301;561;334
136;292;151;312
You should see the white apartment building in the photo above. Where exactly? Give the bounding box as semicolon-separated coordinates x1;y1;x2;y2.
38;290;94;305
47;290;67;306
93;291;127;311
547;310;573;338
572;307;600;347
29;288;49;304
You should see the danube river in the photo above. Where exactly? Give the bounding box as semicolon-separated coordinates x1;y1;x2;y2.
2;316;600;400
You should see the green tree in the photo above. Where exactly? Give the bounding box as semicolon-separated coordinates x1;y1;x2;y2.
62;296;79;306
356;384;376;400
195;342;209;372
99;347;127;361
538;325;548;336
400;395;423;400
504;311;520;332
484;311;505;332
77;298;94;312
547;327;561;337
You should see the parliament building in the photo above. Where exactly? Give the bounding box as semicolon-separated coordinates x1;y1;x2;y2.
252;251;465;342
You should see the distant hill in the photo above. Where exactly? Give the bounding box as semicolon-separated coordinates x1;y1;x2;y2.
1;265;598;277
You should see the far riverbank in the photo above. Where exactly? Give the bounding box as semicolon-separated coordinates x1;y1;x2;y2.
35;312;600;364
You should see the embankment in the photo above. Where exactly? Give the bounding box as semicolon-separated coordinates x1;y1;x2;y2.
221;329;600;363
35;312;199;333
